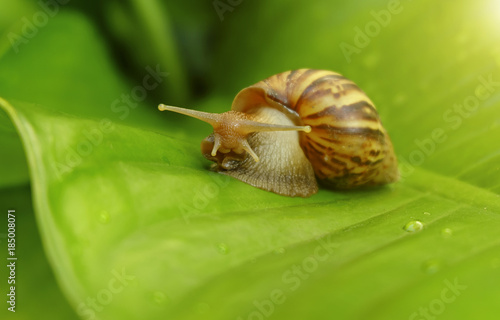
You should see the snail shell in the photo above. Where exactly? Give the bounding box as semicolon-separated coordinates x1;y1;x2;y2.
159;69;399;197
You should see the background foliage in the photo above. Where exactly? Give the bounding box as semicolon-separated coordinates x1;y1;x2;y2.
0;0;499;319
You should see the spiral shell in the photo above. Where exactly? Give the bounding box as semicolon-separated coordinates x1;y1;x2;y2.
231;69;399;189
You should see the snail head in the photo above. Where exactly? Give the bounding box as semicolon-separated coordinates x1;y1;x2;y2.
158;104;310;169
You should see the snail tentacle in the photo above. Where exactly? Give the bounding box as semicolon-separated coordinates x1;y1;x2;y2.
239;138;259;162
210;133;222;157
158;104;220;126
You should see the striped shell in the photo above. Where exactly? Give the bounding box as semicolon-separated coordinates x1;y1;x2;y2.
231;69;399;190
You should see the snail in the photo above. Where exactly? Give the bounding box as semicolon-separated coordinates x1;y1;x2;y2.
159;69;399;197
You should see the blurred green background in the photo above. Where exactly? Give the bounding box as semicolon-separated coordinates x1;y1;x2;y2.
0;0;499;319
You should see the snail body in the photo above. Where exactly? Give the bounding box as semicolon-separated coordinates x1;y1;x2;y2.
159;69;399;197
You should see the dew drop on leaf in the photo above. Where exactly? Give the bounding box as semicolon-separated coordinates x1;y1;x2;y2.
441;228;453;238
403;220;424;232
217;243;229;255
151;291;168;305
98;210;110;224
274;247;286;254
422;259;442;274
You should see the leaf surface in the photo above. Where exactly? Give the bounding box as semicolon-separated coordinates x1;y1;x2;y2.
0;2;499;320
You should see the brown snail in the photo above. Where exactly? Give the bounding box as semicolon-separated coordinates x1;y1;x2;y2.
159;69;399;197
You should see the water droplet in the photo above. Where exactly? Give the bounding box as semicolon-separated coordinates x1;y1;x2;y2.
98;210;110;224
423;212;431;216
441;228;453;238
197;302;210;314
151;291;168;305
422;259;441;274
217;243;229;255
274;247;286;254
403;220;424;232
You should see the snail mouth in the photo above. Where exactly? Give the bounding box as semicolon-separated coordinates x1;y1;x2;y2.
201;135;247;170
204;151;246;171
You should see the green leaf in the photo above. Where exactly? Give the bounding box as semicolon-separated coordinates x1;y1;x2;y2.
0;185;77;319
0;2;499;320
0;0;38;187
0;111;29;187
